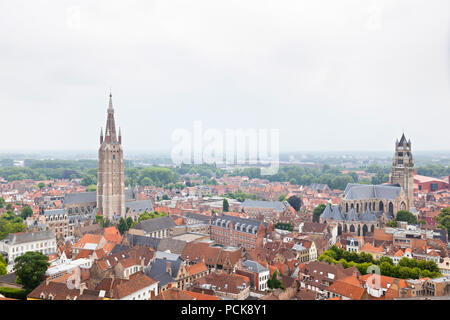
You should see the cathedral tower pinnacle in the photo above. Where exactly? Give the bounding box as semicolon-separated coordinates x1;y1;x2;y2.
389;133;415;209
97;94;125;220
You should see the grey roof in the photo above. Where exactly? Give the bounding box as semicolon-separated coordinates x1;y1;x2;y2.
399;133;408;145
64;190;134;206
344;184;401;200
43;209;66;217
133;216;177;233
359;208;377;222
126;200;153;214
110;244;131;255
242;260;269;273
63;192;96;205
320;204;333;219
183;212;212;224
146;256;182;287
156;238;187;255
241;199;286;211
127;234;160;249
331;205;345;221
212;215;267;235
320;204;345;221
1;230;55;245
346;208;359;222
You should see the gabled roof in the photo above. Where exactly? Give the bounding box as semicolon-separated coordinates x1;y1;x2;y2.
113;274;157;299
359;208;377;222
346;208;359;222
133;216;176;233
344;184;401;200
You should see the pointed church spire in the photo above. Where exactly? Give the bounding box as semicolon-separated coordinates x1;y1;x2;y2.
399;133;407;145
118;127;122;144
100;127;104;144
105;93;117;143
108;92;114;112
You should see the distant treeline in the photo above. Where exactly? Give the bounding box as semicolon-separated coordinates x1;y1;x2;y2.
0;160;448;191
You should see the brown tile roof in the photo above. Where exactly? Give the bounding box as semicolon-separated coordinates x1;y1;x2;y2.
113;274;157;299
153;287;195;300
195;272;250;295
28;281;103;300
186;262;208;276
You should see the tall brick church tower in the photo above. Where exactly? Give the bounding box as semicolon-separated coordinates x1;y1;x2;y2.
389;133;415;209
97;94;125;220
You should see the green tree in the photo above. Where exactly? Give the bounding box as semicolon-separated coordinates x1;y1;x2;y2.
223;198;229;212
20;206;33;220
385;219;398;227
313;204;326;223
0;254;6;276
118;217;128;235
396;210;417;224
287;195;302;211
0;198;5;208
87;184;97;192
435;207;450;237
278;194;286;202
126;217;134;229
81;174;97;187
162;194;170;200
267;270;285;290
37;182;46;190
14;252;50;292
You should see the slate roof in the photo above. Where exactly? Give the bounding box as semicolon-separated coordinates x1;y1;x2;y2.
320;204;345;221
346;208;359;222
212;215;267;235
1;230;55;245
156;238;187;255
331;206;345;221
133;216;177;233
241;199;286;211
63;192;97;205
344;184;401;200
126;200;153;214
242;260;269;273
359;208;377;222
127;234;160;250
146;255;183;287
43;209;66;217
183;212;212;224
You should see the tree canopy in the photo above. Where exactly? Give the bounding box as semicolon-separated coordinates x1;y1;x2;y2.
287;195;302;211
313;204;327;223
435;207;450;237
14;251;50;292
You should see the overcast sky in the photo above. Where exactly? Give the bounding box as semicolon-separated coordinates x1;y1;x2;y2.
0;0;449;153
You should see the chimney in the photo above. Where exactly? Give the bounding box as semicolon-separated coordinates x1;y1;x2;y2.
45;276;51;285
166;261;172;275
79;282;87;296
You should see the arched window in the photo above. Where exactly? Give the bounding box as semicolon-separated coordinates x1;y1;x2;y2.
379;201;384;212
